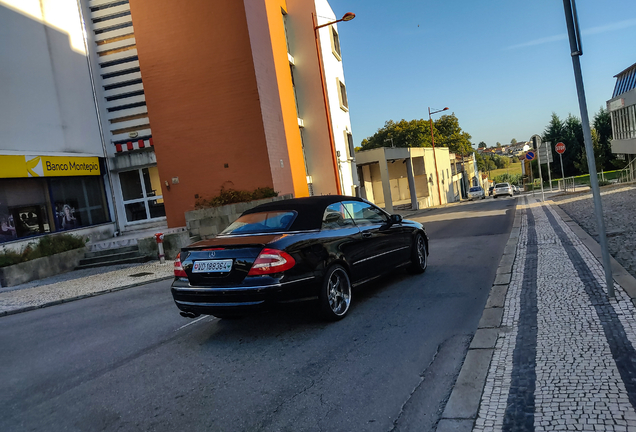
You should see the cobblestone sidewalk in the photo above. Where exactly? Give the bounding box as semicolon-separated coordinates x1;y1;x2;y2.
0;261;173;316
551;184;636;280
473;196;636;431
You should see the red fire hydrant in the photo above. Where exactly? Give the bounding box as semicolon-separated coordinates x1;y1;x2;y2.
155;232;165;264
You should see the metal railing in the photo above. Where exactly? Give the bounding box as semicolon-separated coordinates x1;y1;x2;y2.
617;157;636;184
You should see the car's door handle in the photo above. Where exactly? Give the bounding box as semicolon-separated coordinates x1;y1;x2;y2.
362;232;372;238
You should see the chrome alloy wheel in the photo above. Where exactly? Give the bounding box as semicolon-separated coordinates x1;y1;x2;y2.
327;267;351;316
416;234;427;271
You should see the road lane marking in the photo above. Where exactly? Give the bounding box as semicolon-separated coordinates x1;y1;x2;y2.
175;315;213;331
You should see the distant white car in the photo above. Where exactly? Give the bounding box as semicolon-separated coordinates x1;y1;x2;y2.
468;186;485;200
493;182;513;198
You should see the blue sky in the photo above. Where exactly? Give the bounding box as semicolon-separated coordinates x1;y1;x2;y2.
327;0;636;148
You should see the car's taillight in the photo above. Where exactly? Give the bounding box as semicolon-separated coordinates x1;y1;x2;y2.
248;248;295;276
174;253;187;278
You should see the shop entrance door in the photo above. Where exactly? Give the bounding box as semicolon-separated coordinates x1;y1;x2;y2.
119;167;166;223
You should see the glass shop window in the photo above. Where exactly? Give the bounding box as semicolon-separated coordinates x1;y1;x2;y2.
49;176;109;231
0;178;52;243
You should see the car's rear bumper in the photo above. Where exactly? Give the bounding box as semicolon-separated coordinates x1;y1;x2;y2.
171;275;320;316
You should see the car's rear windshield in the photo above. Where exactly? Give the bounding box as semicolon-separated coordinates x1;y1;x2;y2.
469;187;481;192
220;211;297;235
495;183;508;188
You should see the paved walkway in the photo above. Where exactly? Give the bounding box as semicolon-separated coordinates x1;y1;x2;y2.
466;195;636;431
0;261;172;316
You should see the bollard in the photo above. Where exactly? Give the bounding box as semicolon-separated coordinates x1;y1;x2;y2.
155;232;165;264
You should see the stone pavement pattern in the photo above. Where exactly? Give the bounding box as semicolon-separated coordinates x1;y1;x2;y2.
0;261;172;316
474;196;636;431
552;185;636;280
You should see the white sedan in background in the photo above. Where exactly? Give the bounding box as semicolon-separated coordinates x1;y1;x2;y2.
493;182;514;198
467;186;485;200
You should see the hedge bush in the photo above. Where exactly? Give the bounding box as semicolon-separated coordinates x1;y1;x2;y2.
195;186;278;209
0;234;86;268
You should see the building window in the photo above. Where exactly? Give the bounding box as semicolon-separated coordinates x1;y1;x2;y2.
0;176;110;243
50;177;109;230
337;79;348;111
119;167;165;223
330;27;341;60
344;131;355;159
611;105;636;140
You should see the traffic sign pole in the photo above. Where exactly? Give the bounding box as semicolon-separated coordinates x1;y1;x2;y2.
532;135;545;202
560;153;565;190
556;142;566;191
546;141;553;192
563;0;614;297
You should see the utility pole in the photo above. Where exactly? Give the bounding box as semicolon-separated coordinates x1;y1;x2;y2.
562;0;614;297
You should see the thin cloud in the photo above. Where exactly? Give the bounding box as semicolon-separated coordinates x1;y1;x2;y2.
505;18;636;50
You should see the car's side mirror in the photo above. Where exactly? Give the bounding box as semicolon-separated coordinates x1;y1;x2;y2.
390;214;403;224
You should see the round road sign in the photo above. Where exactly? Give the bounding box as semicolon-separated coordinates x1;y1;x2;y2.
555;142;566;154
526;150;536;161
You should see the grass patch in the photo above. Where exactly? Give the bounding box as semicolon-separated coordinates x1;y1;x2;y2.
487;164;522;179
0;234;87;268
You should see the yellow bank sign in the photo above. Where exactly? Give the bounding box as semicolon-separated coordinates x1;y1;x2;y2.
0;155;101;178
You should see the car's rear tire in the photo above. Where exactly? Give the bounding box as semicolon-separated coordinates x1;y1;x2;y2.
408;233;428;274
319;264;352;321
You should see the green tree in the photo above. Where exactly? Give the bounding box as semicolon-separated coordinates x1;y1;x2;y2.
511;138;517;145
434;114;473;155
360;114;473;155
478;141;487;149
593;107;623;171
542;113;585;178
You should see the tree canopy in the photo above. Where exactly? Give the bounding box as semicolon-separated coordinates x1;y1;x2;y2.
540;108;623;180
359;114;473;156
478;141;487;149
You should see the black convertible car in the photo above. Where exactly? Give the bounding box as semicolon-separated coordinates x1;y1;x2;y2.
171;196;428;320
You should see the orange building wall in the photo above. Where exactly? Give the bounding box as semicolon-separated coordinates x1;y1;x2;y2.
262;0;309;198
129;0;279;227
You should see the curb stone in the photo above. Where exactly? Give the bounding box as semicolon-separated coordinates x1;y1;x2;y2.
438;203;522;429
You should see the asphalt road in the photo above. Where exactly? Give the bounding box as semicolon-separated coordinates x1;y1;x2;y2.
0;196;517;432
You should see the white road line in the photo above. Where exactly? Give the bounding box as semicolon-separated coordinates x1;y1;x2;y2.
175;315;213;331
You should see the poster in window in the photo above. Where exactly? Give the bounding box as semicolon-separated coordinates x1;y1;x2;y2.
57;202;81;230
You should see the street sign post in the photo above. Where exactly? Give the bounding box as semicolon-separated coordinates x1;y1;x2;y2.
531;134;545;201
556;142;566;190
544;141;553;192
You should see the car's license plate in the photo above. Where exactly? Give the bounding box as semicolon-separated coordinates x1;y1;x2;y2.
192;259;233;273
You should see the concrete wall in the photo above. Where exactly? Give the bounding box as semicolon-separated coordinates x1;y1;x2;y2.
0;247;86;287
185;194;293;240
0;0;102;156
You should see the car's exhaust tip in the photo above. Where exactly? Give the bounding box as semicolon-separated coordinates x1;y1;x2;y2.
179;311;201;319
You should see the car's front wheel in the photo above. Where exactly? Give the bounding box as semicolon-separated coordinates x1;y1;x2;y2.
319;264;352;320
408;233;428;274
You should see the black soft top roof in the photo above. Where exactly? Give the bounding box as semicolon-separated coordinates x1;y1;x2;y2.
242;195;366;231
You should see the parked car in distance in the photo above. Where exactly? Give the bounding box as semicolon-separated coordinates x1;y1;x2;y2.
488;186;494;196
512;185;521;195
468;186;485;201
171;196;429;321
493;182;514;198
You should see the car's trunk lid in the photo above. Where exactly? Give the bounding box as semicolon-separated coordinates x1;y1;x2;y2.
181;235;281;286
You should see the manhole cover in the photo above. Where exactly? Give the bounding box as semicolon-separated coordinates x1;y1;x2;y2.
129;272;154;278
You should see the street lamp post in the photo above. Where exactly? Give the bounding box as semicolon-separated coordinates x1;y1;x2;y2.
313;12;355;195
429;106;449;206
